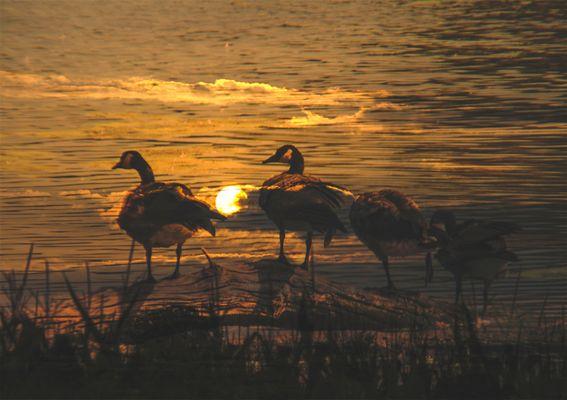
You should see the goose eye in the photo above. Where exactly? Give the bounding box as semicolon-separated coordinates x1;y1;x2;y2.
280;149;293;162
123;153;134;167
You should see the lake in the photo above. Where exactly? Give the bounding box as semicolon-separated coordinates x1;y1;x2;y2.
1;0;566;317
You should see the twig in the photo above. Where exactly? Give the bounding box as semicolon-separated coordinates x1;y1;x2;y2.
85;262;92;312
44;260;50;321
537;295;549;329
511;270;522;314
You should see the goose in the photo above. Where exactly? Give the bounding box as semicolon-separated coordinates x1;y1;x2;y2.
259;144;348;271
428;210;520;312
112;150;226;282
349;189;435;289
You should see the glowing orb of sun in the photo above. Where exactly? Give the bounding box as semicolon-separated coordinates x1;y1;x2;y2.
215;185;248;216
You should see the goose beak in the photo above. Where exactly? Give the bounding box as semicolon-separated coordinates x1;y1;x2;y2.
262;154;279;164
112;162;122;170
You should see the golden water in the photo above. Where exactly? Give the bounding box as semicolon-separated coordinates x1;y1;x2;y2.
1;1;566;316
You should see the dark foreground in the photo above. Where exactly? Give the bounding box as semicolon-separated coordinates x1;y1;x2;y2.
2;311;565;399
1;249;565;399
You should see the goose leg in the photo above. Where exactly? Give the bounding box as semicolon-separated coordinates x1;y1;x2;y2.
300;232;313;271
170;243;182;279
382;256;395;290
277;229;291;265
145;246;156;283
455;275;462;305
482;280;490;314
425;252;433;286
124;239;135;288
128;238;136;265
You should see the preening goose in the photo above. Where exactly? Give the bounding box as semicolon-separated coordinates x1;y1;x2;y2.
349;189;435;289
259;145;348;271
428;210;520;312
112;150;226;282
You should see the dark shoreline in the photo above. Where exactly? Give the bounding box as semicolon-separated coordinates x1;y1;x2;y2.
1;246;565;399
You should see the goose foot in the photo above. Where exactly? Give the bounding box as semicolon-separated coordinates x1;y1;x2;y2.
298;262;309;271
277;254;292;266
145;274;157;284
385;283;397;292
167;270;181;280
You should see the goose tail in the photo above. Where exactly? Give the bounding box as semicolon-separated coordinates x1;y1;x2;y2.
418;235;439;250
500;250;519;262
324;228;335;248
209;209;228;221
198;219;217;237
324;219;347;248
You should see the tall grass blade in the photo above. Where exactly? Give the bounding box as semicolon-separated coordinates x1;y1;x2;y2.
62;272;104;344
44;260;50;321
15;243;34;308
85;261;92;311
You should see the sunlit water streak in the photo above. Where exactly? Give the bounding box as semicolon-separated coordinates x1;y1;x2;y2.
0;0;566;318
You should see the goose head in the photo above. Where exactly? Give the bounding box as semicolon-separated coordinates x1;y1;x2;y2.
112;150;144;170
424;210;457;286
112;150;155;184
262;144;304;174
430;209;457;238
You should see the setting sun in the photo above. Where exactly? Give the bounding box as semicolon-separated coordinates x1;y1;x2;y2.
215;185;248;216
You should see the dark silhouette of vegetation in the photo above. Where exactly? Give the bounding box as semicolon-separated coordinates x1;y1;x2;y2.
1;245;565;399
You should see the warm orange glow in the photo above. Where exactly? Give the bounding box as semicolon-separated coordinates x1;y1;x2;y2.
215;185;248;216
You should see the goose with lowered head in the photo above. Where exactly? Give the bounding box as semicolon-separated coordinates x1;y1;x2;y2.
428;209;520;312
349;189;436;289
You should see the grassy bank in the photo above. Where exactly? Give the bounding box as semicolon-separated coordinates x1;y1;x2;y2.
1;246;566;399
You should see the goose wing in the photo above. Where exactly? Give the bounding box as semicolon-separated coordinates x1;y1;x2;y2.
260;173;348;233
130;182;226;236
453;220;521;246
444;237;519;265
376;189;428;234
261;173;350;209
350;190;426;241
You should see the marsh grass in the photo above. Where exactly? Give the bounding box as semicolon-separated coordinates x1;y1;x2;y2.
0;245;565;399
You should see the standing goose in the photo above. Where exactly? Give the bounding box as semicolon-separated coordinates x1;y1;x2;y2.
428;210;520;312
349;189;435;289
259;144;348;270
112;150;226;282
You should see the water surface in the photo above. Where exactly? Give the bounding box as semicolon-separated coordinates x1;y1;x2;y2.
1;0;566;317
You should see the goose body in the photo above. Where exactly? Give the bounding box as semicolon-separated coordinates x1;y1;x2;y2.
260;173;346;236
349;189;433;288
429;210;520;311
259;145;347;270
113;151;226;281
118;182;221;247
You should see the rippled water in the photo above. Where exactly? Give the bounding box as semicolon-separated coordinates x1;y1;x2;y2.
1;0;566;316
